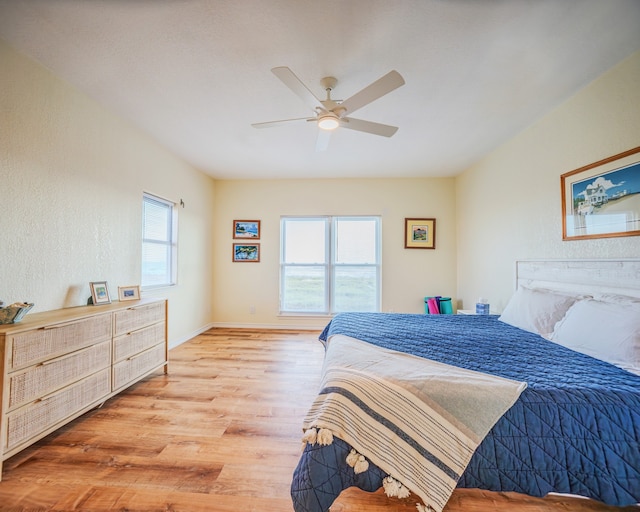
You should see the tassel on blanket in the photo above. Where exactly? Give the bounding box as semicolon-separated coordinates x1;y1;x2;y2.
301;428;317;445
383;476;436;512
346;449;359;467
383;476;411;499
317;428;333;445
301;427;333;446
346;449;369;474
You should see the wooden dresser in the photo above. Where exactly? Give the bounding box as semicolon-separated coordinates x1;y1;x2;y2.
0;298;167;480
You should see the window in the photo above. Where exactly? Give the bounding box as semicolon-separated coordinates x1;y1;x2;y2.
142;193;177;288
280;216;380;314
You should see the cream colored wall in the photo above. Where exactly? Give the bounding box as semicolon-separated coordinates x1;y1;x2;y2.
0;40;216;347
6;32;637;336
456;50;640;313
212;178;457;328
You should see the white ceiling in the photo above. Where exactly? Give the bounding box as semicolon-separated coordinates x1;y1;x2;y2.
1;0;640;180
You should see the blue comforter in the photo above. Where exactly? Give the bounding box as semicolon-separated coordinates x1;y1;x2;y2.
291;313;640;511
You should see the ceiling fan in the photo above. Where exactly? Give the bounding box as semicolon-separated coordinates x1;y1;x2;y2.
252;67;405;151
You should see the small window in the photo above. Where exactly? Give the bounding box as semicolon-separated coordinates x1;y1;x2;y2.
142;193;177;289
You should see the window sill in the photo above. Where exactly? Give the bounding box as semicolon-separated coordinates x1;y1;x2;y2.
278;312;333;319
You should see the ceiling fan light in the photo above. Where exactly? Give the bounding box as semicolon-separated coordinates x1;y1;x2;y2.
318;114;340;131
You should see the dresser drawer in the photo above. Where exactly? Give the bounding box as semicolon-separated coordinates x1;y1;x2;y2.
113;322;165;363
7;340;111;411
4;368;111;452
8;314;112;370
112;343;165;391
113;302;165;337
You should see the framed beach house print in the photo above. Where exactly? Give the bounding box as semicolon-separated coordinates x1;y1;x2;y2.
561;146;640;240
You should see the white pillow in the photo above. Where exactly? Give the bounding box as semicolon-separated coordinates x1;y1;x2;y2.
550;299;640;375
593;293;640;305
498;287;580;337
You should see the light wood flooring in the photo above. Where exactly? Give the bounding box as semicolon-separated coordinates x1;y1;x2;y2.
0;328;637;511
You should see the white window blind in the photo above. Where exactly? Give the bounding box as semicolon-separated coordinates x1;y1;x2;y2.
142;193;177;288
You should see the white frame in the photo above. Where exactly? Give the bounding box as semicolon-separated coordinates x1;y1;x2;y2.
142;193;178;289
515;259;640;299
89;281;111;305
118;285;141;301
280;216;382;314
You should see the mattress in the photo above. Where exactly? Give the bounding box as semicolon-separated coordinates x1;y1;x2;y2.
291;313;640;511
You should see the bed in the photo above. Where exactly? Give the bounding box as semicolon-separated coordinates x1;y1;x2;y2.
291;259;640;512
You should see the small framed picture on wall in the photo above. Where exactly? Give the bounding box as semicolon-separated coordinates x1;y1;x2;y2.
233;243;260;262
233;220;260;239
404;218;436;249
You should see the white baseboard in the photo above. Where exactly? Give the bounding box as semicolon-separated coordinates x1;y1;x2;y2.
168;322;216;349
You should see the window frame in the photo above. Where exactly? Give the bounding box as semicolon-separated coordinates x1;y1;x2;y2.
141;192;178;290
280;215;381;315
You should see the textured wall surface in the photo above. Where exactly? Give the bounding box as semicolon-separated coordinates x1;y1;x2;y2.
4;36;639;334
0;40;216;346
456;51;640;312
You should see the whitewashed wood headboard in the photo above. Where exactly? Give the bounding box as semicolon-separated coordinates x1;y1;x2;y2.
515;259;640;299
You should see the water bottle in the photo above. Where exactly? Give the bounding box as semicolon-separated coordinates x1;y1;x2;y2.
476;297;490;315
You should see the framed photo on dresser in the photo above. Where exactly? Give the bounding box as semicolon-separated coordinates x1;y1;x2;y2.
89;281;111;305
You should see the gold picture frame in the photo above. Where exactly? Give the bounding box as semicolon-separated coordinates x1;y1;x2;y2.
404;218;436;249
561;146;640;240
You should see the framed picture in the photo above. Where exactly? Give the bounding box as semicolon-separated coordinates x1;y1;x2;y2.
233;243;260;262
233;220;260;239
561;146;640;241
118;285;140;301
404;218;436;249
89;281;111;305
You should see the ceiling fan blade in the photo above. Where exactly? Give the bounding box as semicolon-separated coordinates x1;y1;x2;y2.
315;129;331;152
271;66;323;113
251;117;314;129
340;117;398;137
338;70;405;116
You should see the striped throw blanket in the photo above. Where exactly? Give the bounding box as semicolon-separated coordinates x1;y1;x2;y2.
303;335;526;512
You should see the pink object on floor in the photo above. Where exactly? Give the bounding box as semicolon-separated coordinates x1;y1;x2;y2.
427;297;440;314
